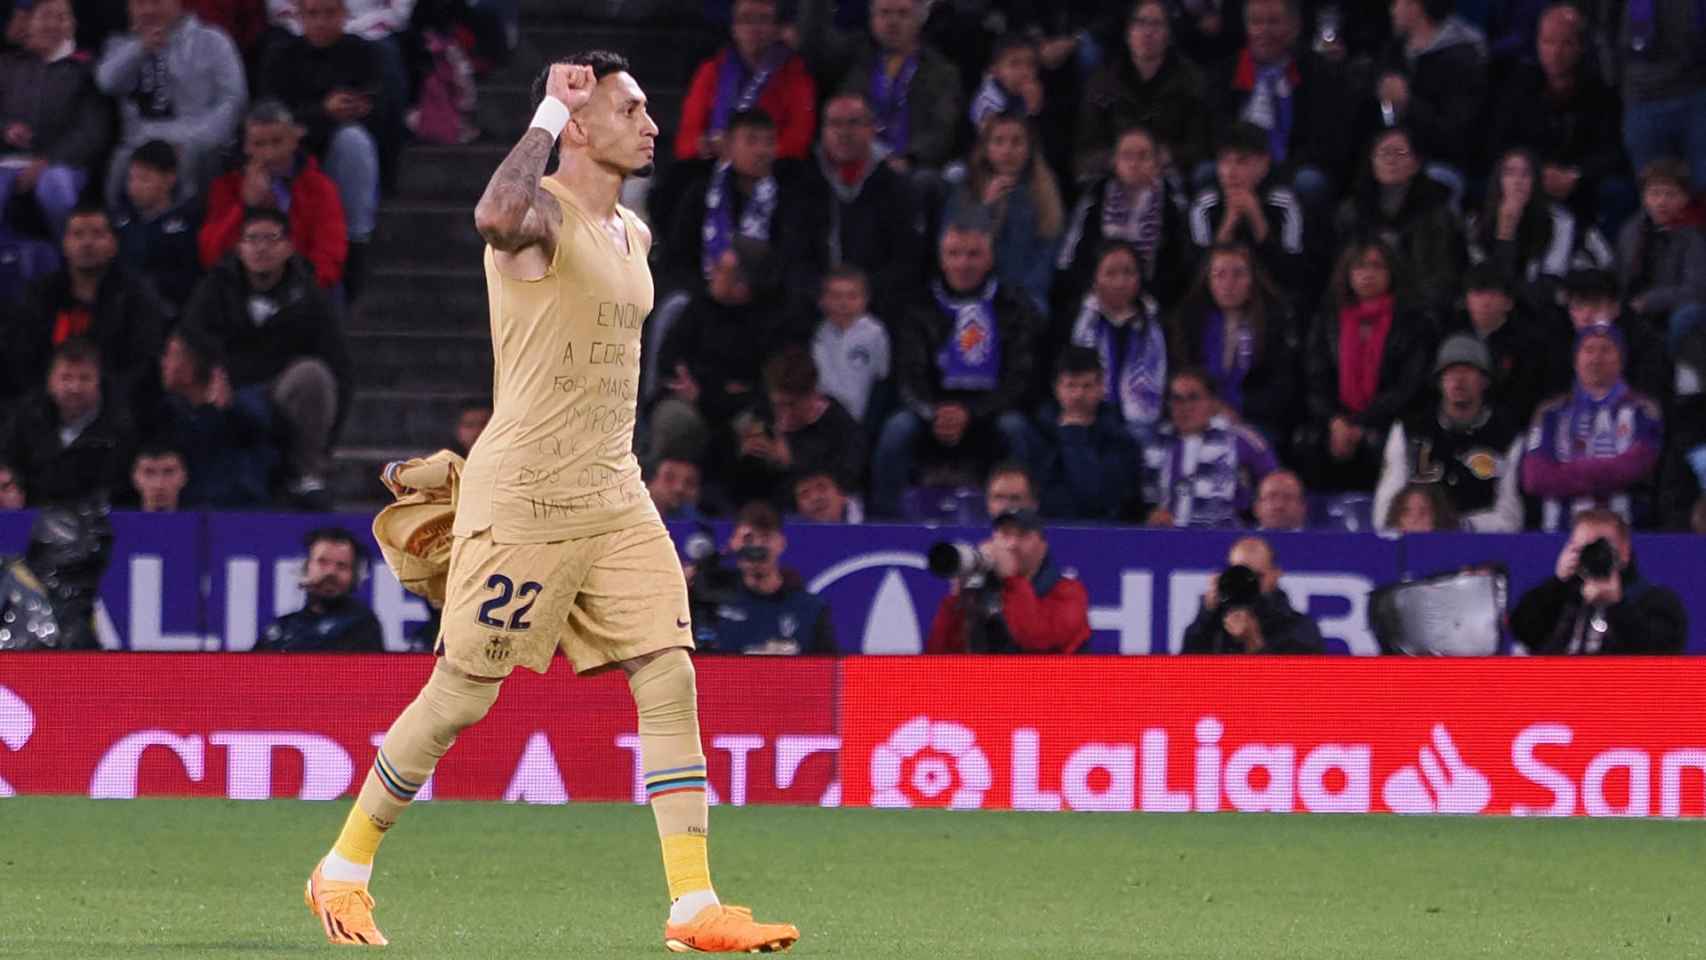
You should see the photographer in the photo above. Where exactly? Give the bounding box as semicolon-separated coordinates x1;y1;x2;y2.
924;509;1090;654
255;528;383;653
1182;537;1324;655
689;502;834;655
1510;509;1686;655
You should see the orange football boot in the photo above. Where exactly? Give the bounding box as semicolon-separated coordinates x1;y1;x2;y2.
303;859;390;947
664;904;799;953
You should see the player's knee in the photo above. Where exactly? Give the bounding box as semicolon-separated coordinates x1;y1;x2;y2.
627;648;697;726
423;660;503;733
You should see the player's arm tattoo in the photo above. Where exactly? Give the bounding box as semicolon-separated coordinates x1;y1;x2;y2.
474;128;557;252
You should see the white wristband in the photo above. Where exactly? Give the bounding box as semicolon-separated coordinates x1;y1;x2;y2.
530;96;571;137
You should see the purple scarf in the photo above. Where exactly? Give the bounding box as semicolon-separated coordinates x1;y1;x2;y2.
932;278;1001;391
1072;296;1166;430
870;54;919;157
709;44;790;136
702;161;778;277
1201;310;1256;412
1101;180;1162;280
1564;381;1630;458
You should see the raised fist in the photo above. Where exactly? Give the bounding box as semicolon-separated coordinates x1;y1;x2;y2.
547;63;597;111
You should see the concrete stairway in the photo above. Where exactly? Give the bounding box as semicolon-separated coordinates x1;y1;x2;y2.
331;12;713;507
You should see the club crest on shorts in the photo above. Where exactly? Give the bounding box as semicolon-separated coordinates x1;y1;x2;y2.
483;633;513;664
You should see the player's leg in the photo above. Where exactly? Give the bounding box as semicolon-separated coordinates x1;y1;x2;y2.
562;523;798;953
306;660;503;946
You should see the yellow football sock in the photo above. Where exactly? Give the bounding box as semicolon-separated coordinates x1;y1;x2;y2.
332;803;386;865
661;833;713;900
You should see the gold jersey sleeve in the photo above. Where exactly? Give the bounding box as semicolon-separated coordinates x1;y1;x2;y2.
454;176;659;543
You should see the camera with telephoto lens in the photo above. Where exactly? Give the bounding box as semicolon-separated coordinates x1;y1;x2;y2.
1578;538;1618;580
927;541;994;580
683;526;771;610
1217;564;1263;611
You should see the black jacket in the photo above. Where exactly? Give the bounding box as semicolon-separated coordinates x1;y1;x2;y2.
1186;183;1309;291
1510;562;1687;654
1441;309;1559;426
8;266;166;406
1333;175;1467;308
1169;291;1304;451
179;254;350;392
1299;301;1439;464
655;291;806;428
1076;50;1212;180
1487;61;1625;203
663;166;826;299
1031;401;1141;522
0;49;112;167
1181;590;1325;654
893;279;1039;423
256;594;384;653
1054;175;1192;312
799;146;925;319
1358;21;1489;171
0;393;135;508
112;194;204;311
1205;49;1355;185
260;33;382;151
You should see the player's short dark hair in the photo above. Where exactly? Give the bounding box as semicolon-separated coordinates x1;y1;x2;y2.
762;345;819;397
1056;344;1104;379
1638;156;1692;193
134;442;187;466
1216;121;1270;159
735;500;782;533
1170;365;1217;398
728;107;775;134
242;205;290;233
532;50;632;110
130;139;179;174
990;32;1037;63
51;336;101;369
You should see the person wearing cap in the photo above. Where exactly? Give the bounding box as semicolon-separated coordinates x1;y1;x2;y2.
1373;333;1526;532
924;506;1090;654
1521;321;1664;532
1181;535;1323;655
695;501;835;656
1559;267;1672;405
1445;261;1554;425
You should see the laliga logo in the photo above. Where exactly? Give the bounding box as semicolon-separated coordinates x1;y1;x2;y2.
0;685;35;797
871;716;991;809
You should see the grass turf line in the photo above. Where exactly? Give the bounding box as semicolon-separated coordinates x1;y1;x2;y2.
0;797;1700;958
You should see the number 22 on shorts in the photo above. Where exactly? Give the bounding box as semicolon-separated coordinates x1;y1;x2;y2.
475;574;543;630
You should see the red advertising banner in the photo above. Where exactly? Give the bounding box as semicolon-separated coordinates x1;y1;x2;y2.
0;654;838;806
840;658;1706;818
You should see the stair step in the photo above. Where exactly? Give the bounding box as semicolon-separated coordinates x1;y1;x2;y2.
395;143;512;202
339;387;490;448
372;203;484;268
346;328;494;390
356;267;488;330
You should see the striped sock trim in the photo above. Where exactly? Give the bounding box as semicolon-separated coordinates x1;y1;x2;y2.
644;763;708;800
372;751;419;802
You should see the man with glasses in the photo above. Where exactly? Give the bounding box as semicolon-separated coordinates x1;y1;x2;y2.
1142;367;1278;528
180;205;347;508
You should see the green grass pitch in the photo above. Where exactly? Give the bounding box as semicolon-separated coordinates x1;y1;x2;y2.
2;797;1701;958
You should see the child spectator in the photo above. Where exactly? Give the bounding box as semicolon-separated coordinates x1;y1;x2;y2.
809;265;890;425
969;33;1043;130
1617;157;1706;349
1030;345;1141;521
1067;241;1167;444
111;139;204;310
130;443;189;511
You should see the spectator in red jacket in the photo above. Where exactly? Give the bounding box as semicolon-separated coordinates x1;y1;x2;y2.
675;0;816;161
198;99;348;289
925;508;1090;654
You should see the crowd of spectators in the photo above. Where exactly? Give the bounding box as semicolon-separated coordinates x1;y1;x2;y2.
0;0;512;511
639;0;1706;538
